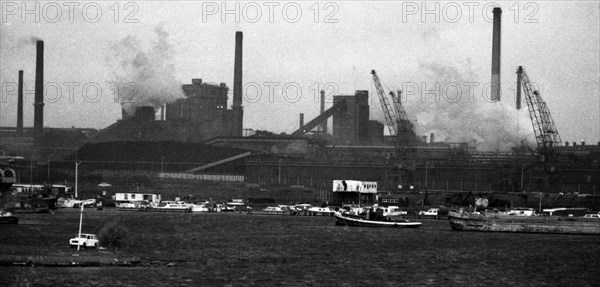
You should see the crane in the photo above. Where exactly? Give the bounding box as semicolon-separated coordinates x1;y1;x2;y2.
517;66;562;155
516;66;562;192
371;71;417;156
371;70;418;189
371;70;398;136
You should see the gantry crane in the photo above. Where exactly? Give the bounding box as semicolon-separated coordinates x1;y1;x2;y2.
517;66;562;191
371;70;418;189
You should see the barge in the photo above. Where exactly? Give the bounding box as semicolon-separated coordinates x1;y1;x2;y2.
448;209;600;235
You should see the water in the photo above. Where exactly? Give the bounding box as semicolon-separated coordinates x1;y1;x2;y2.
1;211;599;286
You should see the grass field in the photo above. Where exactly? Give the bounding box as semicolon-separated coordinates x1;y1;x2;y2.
1;208;599;286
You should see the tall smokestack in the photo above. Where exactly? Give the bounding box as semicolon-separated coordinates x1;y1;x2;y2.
232;31;244;137
34;40;44;144
17;70;24;135
320;90;327;134
430;132;435;144
516;66;523;109
491;7;502;102
299;113;304;129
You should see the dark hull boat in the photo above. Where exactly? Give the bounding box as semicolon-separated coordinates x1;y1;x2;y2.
335;213;421;228
448;210;600;235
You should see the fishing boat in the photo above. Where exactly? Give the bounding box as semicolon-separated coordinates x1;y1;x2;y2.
448;209;600;235
335;211;421;228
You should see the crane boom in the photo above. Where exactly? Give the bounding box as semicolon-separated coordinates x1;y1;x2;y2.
517;66;562;153
371;70;398;136
371;70;418;190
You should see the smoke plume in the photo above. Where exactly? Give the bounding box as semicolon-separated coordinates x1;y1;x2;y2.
406;60;535;152
109;24;183;116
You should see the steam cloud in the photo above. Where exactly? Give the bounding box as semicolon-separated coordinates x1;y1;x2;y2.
406;60;535;152
109;24;183;116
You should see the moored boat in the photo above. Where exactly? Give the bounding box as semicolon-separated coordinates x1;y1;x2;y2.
307;206;336;216
116;200;149;211
57;197;82;208
335;212;421;228
448;209;600;235
148;201;193;213
0;210;18;224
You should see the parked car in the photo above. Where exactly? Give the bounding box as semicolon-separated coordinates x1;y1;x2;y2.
418;208;440;218
69;233;99;248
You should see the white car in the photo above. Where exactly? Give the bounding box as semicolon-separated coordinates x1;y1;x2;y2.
418;208;440;216
69;233;99;248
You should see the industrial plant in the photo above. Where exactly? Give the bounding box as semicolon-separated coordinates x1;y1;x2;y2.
0;8;598;209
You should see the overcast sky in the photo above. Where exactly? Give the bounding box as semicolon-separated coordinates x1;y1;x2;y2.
1;1;598;147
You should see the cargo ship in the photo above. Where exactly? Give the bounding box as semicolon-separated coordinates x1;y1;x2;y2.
448;209;600;235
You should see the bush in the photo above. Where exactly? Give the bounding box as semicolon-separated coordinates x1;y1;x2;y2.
98;219;129;249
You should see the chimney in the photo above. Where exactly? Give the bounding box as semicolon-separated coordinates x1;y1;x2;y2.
320;90;327;134
581;140;585;146
491;7;502;102
573;142;577;146
232;31;243;137
299;113;304;129
565;141;569;147
516;66;522;109
34;40;44;145
430;132;435;144
161;104;166;121
17;70;24;135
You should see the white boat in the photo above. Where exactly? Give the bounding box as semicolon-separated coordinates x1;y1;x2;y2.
57;197;82;208
335;212;421;228
379;206;407;217
150;201;193;213
262;205;290;213
226;199;245;206
504;208;536;216
292;204;312;211
191;204;209;212
307;206;336;216
583;212;600;218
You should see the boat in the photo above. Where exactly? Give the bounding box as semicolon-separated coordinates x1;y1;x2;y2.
448;209;600;235
307;206;336;216
262;205;290;214
379;206;407;217
335;212;421;228
116;200;149;211
191;203;209;212
0;210;19;224
149;201;193;213
57;197;82;208
226;199;245;206
583;212;600;219
504;207;536;216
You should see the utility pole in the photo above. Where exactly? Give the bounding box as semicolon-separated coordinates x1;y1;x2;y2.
75;162;82;198
47;154;53;179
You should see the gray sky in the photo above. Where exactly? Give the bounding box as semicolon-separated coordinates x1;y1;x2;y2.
1;1;598;148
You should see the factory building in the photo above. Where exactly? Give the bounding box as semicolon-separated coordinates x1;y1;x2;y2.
165;80;237;138
332;91;371;145
93;31;245;143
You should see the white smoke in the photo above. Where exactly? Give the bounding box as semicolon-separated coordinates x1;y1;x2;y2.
108;24;183;116
407;60;535;152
